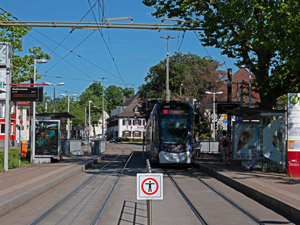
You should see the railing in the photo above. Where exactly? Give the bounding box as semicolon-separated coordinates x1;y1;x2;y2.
195;141;219;154
61;139;81;153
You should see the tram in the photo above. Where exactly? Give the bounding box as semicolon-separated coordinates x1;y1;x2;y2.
145;101;195;164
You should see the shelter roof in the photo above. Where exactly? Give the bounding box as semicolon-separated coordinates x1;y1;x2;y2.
37;112;76;119
227;107;285;120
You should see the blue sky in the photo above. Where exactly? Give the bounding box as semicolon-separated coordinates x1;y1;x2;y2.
2;0;239;98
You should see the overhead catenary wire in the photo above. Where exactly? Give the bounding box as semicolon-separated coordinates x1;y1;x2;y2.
87;0;126;86
2;2;133;87
177;31;186;52
193;30;229;69
31;29;126;80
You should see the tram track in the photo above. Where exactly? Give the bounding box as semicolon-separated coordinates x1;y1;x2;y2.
165;169;208;225
30;150;134;225
164;167;264;225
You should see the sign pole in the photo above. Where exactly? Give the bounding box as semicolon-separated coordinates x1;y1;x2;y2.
3;43;11;172
146;159;152;225
147;200;152;225
18;117;22;167
4;66;10;172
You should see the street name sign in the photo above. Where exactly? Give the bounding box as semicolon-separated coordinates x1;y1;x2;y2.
137;173;163;200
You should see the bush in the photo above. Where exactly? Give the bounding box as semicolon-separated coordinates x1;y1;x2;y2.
0;149;31;172
121;138;143;143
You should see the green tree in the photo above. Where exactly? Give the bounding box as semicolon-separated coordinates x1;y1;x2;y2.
143;0;300;109
105;85;135;114
36;93;52;113
105;85;124;114
139;52;223;105
0;9;50;83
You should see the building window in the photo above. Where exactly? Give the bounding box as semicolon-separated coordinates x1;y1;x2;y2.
133;131;141;138
123;119;131;125
123;130;131;137
133;119;141;125
0;124;5;134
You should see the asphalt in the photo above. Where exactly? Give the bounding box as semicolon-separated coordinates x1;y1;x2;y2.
0;153;299;224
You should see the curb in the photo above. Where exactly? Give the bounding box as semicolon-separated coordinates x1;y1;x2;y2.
194;163;300;224
0;158;99;217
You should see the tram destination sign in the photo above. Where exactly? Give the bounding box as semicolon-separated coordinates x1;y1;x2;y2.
11;87;43;101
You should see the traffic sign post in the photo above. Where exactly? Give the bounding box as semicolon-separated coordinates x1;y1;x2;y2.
137;173;163;225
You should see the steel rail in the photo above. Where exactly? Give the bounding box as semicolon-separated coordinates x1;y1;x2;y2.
90;151;134;225
164;169;208;225
194;172;264;225
30;152;124;225
0;20;203;31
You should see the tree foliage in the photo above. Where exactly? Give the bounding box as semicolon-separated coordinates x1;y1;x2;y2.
143;0;300;109
0;9;50;83
139;52;223;106
105;85;134;114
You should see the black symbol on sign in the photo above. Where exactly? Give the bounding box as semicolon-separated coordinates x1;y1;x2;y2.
146;180;155;192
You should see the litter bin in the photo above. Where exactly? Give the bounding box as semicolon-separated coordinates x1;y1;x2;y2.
21;141;28;158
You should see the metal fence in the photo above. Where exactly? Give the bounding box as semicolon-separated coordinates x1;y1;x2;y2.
196;141;219;154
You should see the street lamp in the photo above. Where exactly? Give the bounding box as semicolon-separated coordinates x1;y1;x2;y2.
205;91;223;141
180;83;183;97
239;65;252;108
31;59;47;163
45;82;65;112
61;93;77;139
88;100;92;143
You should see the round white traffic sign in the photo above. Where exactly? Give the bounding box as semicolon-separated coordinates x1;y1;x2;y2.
137;173;163;200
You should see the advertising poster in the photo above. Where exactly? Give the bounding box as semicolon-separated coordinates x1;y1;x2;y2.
287;93;300;177
233;122;259;160
35;120;61;157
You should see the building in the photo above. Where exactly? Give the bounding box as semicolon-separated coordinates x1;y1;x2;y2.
106;94;146;140
0;102;17;146
199;68;261;136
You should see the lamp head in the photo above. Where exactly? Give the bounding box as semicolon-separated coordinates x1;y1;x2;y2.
35;59;47;64
239;64;248;69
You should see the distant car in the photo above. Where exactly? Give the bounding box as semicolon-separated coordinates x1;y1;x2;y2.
110;137;122;143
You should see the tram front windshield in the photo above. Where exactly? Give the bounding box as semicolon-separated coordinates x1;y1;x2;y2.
160;116;189;144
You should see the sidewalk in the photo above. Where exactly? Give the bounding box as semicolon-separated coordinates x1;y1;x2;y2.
0;155;100;217
194;156;300;224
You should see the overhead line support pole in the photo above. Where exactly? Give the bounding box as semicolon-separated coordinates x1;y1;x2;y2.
160;36;176;102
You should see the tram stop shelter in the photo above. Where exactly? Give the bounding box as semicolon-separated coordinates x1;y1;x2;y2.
36;113;78;160
226;107;286;171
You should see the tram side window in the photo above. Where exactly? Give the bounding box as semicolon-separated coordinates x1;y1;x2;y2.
153;117;159;143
